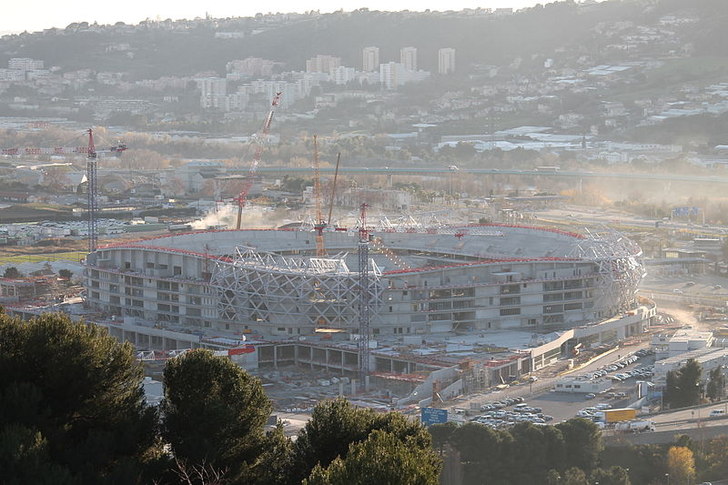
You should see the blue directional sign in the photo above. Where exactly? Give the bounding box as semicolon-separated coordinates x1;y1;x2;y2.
672;206;701;217
421;407;448;426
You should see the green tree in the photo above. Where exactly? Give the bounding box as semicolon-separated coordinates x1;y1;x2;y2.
0;423;74;485
3;266;21;278
0;313;157;483
590;466;631;485
563;467;588;485
664;369;679;409
58;269;73;280
289;398;371;484
546;469;562;485
509;422;566;482
289;398;433;485
304;429;441;485
253;423;294;485
600;443;667;485
556;418;603;472
450;422;514;485
161;349;271;483
706;366;725;402
665;359;703;408
428;421;458;454
703;436;728;480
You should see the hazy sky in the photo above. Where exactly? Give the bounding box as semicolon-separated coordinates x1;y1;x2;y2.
3;1;560;35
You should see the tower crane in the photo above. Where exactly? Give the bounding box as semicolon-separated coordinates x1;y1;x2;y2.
312;136;326;257
357;202;371;391
326;152;341;231
86;128;99;253
234;92;282;230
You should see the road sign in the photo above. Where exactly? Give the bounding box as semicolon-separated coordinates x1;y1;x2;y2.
421;407;448;426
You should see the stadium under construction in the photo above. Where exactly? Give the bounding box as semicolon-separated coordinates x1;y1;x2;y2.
77;221;657;394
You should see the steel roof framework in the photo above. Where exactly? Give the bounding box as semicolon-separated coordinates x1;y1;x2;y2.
210;247;383;330
568;228;644;315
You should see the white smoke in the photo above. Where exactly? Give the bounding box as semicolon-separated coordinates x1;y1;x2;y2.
190;204;279;230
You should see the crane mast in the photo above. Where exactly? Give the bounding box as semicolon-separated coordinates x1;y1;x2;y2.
312;136;326;257
326;153;341;229
235;92;282;230
86;128;98;253
357;202;371;391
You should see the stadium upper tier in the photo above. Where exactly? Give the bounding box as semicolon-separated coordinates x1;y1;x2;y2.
84;224;644;337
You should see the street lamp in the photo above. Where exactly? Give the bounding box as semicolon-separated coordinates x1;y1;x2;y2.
665;473;670;485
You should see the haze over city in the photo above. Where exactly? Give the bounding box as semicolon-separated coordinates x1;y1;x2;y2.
2;0;728;483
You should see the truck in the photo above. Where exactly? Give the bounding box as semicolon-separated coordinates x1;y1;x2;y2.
602;408;637;423
615;420;655;433
168;223;192;232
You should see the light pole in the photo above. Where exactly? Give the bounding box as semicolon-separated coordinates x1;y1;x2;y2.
665;472;669;485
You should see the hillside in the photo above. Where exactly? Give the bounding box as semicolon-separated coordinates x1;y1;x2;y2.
1;1;726;79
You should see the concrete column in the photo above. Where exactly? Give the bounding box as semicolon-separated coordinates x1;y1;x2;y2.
273;345;278;369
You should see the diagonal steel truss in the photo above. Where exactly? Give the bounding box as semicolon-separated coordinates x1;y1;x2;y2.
568;227;645;315
210;246;383;330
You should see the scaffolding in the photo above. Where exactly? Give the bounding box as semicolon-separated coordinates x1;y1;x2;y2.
210;246;383;331
568;228;645;315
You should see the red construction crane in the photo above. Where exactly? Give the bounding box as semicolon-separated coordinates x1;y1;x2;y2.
326;152;341;229
234;92;282;230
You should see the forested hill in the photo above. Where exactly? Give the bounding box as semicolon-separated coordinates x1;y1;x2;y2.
1;0;727;79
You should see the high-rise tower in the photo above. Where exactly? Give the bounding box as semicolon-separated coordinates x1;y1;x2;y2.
400;47;417;71
438;48;456;74
362;46;379;72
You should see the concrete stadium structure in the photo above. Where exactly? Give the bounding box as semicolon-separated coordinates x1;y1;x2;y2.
84;224;645;340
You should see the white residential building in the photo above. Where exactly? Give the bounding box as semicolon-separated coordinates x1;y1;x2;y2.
305;55;341;74
363;46;380;72
333;66;357;85
400;47;418;71
197;77;227;109
380;62;407;90
438;48;456;75
8;58;44;70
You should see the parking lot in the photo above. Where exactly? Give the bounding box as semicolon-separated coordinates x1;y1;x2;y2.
460;349;656;428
